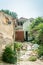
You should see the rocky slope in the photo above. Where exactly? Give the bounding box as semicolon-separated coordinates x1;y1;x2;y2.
0;11;15;44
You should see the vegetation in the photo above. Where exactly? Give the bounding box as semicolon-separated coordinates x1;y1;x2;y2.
2;46;17;64
0;9;17;18
30;17;43;29
38;45;43;57
30;17;43;44
29;17;43;59
14;42;22;51
29;56;37;61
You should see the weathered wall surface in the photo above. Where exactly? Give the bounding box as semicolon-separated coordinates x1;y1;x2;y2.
0;12;15;44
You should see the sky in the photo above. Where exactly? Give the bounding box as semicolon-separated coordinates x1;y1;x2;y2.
0;0;43;18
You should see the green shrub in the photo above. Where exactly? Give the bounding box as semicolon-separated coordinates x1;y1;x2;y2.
14;42;22;51
29;56;37;61
31;23;43;44
38;45;43;57
0;9;17;18
2;46;17;64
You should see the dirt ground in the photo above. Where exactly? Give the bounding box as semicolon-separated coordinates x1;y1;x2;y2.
19;60;43;65
0;60;43;65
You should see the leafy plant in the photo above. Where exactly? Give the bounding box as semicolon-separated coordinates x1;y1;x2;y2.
38;45;43;57
14;42;22;51
30;17;43;44
29;56;37;61
2;46;17;64
30;17;43;29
